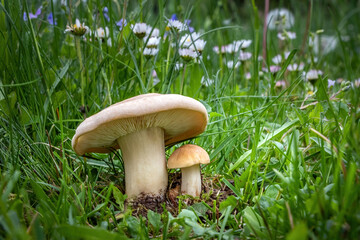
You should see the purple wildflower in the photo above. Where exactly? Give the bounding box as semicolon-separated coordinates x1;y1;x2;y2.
184;19;194;32
116;19;127;30
171;14;177;20
327;79;336;88
262;65;281;73
47;12;57;25
103;7;110;22
269;65;281;73
23;6;42;21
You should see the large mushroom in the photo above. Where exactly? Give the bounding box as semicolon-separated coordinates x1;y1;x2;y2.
72;93;208;200
167;144;210;197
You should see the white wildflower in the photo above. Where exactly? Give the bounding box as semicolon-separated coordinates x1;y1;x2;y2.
152;70;160;86
180;32;206;53
179;48;198;61
272;54;282;64
213;45;226;54
304;70;323;83
146;27;160;37
226;60;240;69
167;19;186;32
235;39;252;49
287;63;305;71
201;76;214;87
132;23;148;38
239;51;252;61
267;8;295;30
94;27;109;39
106;38;112;47
277;31;296;40
354;78;360;87
143;48;159;57
190;39;206;53
309;34;337;55
180;32;201;48
263;65;281;73
64;18;89;36
275;80;286;89
145;36;160;48
174;62;183;71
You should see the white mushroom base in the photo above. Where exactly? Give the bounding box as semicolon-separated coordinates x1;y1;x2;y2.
117;127;168;199
181;164;202;197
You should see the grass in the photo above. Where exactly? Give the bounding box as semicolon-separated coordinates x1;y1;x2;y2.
0;0;359;239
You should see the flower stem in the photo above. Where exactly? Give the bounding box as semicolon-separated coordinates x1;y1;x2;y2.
75;37;85;109
140;40;145;92
165;35;171;75
180;64;187;95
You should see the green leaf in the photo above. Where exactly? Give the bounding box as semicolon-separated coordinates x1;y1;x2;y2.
113;187;127;211
209;111;223;118
264;185;281;199
219;206;232;239
19;105;32;125
0;91;17;116
309;103;323;123
286;222;308;240
177;209;197;222
315;77;328;102
237;165;251;188
1;171;20;202
51;90;67;108
222;178;242;197
191;202;209;216
56;225;129;240
219;195;238;213
243;206;266;238
229;119;299;172
184;218;206;236
147;210;162;232
272;169;288;184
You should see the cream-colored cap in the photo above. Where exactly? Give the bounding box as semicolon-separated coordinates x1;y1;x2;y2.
72;94;208;155
167;144;210;169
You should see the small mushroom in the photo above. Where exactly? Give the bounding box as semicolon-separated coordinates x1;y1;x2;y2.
167;144;210;197
72;94;208;199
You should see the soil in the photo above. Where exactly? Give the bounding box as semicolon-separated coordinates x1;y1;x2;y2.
126;172;236;217
127;192;166;216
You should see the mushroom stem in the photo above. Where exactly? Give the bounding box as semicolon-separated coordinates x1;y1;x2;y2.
181;164;202;197
116;127;168;198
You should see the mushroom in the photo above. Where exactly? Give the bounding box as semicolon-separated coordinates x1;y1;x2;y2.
72;93;208;200
167;144;210;197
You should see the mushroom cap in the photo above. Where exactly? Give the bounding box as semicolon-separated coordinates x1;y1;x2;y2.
167;144;210;169
72;94;208;155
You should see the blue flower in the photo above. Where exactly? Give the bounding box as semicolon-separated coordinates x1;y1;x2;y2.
103;7;110;21
116;19;127;30
185;19;194;33
171;14;177;20
47;12;57;25
23;6;42;21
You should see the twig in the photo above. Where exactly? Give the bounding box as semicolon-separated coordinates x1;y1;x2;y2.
310;127;338;154
285;202;294;229
300;1;312;56
300;88;343;110
262;0;270;67
46;130;60;177
26;212;39;234
309;128;346;176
